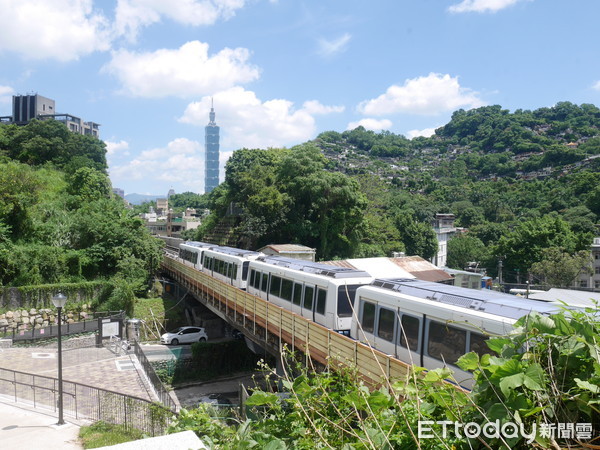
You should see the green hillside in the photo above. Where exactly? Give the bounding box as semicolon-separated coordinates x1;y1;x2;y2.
198;102;600;283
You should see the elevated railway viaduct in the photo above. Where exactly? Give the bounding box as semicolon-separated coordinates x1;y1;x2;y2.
160;254;412;386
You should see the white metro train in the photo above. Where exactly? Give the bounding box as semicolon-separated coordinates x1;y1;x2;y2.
248;256;374;333
167;240;563;388
351;278;560;388
201;246;263;289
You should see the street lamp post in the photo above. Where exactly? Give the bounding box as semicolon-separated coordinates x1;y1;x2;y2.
51;292;67;426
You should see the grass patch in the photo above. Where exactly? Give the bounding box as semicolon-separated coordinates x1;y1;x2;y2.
133;296;187;342
79;421;144;449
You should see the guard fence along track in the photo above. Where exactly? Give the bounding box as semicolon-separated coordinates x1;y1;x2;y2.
161;255;412;387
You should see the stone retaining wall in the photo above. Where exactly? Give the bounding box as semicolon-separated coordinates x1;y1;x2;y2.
0;306;91;332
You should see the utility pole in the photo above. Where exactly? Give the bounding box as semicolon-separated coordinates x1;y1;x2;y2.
498;259;503;285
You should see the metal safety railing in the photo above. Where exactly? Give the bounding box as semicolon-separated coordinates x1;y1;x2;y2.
132;340;178;412
160;255;412;386
0;366;173;435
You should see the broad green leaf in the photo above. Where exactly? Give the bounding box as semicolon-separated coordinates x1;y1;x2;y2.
263;439;287;450
423;367;453;383
367;390;392;412
499;373;525;396
522;364;545;390
486;338;511;354
575;378;600;394
487;403;511;421
245;391;279;406
493;358;522;379
457;351;479;371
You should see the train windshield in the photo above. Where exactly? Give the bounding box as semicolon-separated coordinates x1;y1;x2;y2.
337;285;360;317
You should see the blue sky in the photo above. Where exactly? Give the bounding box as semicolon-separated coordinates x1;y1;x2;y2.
1;0;599;195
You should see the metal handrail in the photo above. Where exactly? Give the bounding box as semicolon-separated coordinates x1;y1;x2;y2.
132;341;177;412
0;365;173;435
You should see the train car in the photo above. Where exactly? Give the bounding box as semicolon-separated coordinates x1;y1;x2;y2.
201;246;263;289
351;278;560;389
247;256;374;334
156;236;184;252
179;241;215;270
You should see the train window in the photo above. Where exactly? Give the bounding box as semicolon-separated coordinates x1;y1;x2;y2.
427;321;466;365
216;259;223;275
249;270;256;288
360;300;375;334
399;315;420;352
337;285;359;318
316;288;327;315
261;273;268;292
281;279;293;301
292;283;302;305
377;307;395;342
252;271;260;289
303;286;314;310
469;332;488;357
270;276;282;297
241;262;249;280
233;263;238;280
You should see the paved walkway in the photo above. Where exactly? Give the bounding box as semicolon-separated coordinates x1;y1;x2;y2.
0;346;155;401
0;400;83;449
0;345;160;449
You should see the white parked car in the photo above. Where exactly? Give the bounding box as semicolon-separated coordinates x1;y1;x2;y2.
160;326;208;345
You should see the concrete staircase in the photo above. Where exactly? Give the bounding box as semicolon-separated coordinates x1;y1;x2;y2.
202;216;241;247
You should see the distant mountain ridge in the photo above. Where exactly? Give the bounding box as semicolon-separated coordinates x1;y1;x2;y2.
125;193;165;205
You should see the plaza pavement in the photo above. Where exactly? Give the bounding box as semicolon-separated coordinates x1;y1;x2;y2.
0;344;161;449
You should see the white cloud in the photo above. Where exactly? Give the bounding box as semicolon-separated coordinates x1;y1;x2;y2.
105;139;130;156
179;87;321;149
318;33;351;57
448;0;528;13
407;127;437;139
110;138;207;192
592;80;600;91
115;0;246;41
0;85;13;104
358;73;485;116
346;118;392;132
302;100;345;115
0;0;111;61
103;41;260;98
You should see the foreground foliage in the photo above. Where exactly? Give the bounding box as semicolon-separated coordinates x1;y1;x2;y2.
168;308;600;449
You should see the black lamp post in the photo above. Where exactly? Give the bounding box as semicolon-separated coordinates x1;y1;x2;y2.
51;292;67;425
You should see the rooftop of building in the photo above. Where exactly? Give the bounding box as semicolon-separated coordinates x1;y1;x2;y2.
258;244;316;254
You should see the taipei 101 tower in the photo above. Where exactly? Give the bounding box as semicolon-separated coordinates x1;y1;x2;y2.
204;100;220;193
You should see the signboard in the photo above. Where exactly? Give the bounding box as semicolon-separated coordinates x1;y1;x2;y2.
102;321;120;338
96;317;123;346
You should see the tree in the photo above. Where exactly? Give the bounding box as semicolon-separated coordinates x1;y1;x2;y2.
66;166;112;205
395;214;438;260
492;215;581;281
0;161;41;238
530;248;593;287
447;234;487;270
168;192;210;211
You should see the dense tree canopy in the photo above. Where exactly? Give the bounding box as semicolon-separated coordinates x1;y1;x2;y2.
0;120;107;171
0;123;160;295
